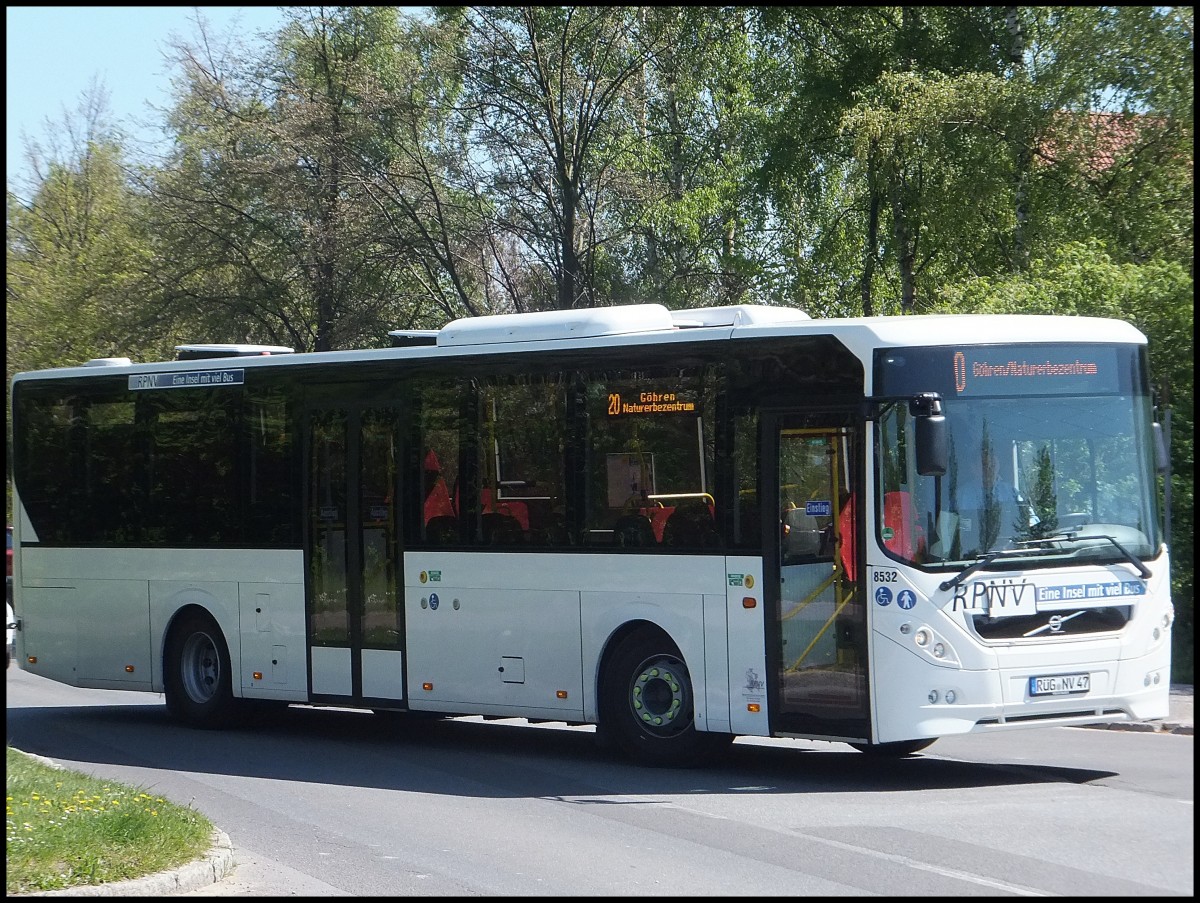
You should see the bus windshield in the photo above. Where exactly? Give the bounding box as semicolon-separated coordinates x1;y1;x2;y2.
877;392;1161;569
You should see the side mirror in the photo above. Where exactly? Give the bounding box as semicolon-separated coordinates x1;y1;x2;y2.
1152;422;1169;474
910;393;947;476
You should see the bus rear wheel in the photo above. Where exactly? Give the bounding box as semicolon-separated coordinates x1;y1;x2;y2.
165;612;237;729
599;630;729;767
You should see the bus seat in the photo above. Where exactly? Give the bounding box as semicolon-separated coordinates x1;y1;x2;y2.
425;515;459;545
784;508;823;560
662;502;718;548
481;512;524;545
496;499;529;532
533;512;570;545
647;506;674;543
612;514;656;547
883;491;925;557
423;476;454;522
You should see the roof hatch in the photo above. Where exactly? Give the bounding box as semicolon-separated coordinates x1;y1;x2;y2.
174;344;295;361
437;304;676;347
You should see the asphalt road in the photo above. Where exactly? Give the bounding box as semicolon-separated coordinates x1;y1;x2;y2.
6;669;1194;897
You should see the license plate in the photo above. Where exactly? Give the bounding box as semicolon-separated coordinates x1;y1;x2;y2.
1029;673;1091;696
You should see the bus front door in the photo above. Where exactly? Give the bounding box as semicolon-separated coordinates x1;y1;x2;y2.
305;405;406;705
768;419;869;741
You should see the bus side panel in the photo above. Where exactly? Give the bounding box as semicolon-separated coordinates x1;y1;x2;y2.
724;556;769;737
238;579;308;701
20;577;151;691
18;582;80;687
143;550;305;698
702;589;731;734
77;580;152;687
18;543;153;690
404;552;585;720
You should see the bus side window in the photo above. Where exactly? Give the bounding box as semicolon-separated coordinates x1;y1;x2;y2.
477;376;566;548
581;365;716;550
732;412;761;549
414;380;463;547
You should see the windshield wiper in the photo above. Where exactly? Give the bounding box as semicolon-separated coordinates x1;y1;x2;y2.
1015;531;1152;580
938;547;1033;592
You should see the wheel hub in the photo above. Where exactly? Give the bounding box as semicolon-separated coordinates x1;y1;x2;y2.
631;658;685;728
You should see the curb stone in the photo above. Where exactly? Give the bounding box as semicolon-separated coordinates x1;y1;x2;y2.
1078;684;1193;736
13;831;234;898
1083;721;1194;735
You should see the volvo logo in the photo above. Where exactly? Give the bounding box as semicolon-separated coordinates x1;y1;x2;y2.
1024;610;1086;638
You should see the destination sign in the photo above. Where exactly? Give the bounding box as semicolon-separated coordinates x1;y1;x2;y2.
128;369;245;391
949;347;1119;397
606;390;696;416
875;344;1133;398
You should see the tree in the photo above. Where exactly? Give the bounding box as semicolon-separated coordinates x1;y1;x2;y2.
7;85;157;376
453;6;652;311
145;6;428;351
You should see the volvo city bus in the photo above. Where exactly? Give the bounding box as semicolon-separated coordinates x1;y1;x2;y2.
8;303;1173;764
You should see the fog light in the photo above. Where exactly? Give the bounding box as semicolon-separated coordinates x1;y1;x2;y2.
1153;673;1161;685
945;690;957;704
899;622;911;635
1153;628;1161;640
932;643;945;658
1145;674;1152;687
914;628;931;647
928;690;939;704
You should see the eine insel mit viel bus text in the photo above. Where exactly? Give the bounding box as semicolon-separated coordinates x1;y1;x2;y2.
8;303;1173;764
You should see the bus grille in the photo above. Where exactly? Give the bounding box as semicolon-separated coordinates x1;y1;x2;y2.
969;605;1131;641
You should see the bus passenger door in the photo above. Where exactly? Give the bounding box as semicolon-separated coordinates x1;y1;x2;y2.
305;405;405;705
766;417;869;741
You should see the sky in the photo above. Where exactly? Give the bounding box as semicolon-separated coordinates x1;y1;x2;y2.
6;6;287;188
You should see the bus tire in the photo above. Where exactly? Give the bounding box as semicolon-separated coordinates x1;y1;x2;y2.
849;738;935;757
599;629;729;767
164;611;237;729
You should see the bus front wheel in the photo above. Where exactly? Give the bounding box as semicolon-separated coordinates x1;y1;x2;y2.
165;612;237;729
599;629;729;767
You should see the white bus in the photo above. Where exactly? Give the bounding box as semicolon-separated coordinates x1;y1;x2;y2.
8;303;1173;764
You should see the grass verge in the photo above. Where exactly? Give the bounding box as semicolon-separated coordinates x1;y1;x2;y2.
6;746;215;895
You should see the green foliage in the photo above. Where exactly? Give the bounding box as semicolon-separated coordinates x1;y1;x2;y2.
7;142;160;375
6;5;1192;678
